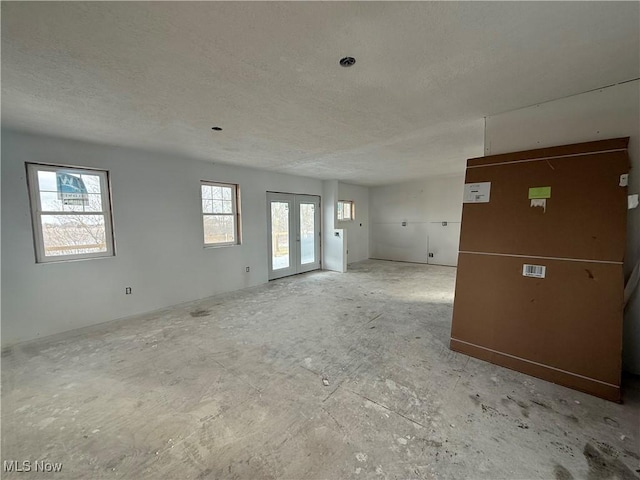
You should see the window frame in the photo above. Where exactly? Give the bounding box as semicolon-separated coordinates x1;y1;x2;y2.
337;200;355;222
26;162;116;264
201;180;241;247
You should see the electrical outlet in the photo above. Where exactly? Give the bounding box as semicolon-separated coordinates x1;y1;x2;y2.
428;253;434;258
245;266;250;272
125;287;132;295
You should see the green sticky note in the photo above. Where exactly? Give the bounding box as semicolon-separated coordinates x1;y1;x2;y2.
529;186;551;199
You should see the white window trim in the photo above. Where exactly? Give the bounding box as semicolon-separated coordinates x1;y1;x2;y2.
201;181;241;247
337;200;355;222
26;162;116;264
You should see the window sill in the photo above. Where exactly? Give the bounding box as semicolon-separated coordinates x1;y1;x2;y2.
36;253;115;264
204;243;241;249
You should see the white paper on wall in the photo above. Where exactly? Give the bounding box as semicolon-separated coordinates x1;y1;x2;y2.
530;198;547;212
463;182;491;203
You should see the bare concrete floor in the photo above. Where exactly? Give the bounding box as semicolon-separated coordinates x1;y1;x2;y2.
2;260;639;479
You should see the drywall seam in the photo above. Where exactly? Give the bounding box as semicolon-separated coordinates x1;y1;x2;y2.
486;77;640;118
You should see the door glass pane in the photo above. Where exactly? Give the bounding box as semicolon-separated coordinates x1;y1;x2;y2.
300;203;316;265
271;202;290;270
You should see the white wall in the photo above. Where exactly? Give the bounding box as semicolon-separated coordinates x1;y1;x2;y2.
337;182;369;264
484;80;640;374
321;180;346;273
369;175;465;266
1;129;323;346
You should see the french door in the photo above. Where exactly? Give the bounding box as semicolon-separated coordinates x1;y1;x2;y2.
267;193;321;280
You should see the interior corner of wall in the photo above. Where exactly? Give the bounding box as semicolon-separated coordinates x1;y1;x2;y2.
483;116;490;156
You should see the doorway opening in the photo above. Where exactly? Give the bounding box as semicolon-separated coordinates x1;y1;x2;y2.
267;193;321;280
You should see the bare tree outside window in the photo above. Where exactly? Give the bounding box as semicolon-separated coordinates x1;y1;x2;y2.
27;164;115;262
201;181;240;246
270;201;290;269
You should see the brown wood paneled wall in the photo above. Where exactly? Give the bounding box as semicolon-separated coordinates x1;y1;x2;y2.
450;137;630;402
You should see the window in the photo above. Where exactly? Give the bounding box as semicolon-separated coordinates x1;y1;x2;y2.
337;200;355;221
26;163;115;263
201;181;240;246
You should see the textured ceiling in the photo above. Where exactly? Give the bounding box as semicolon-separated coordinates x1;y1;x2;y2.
2;2;639;186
